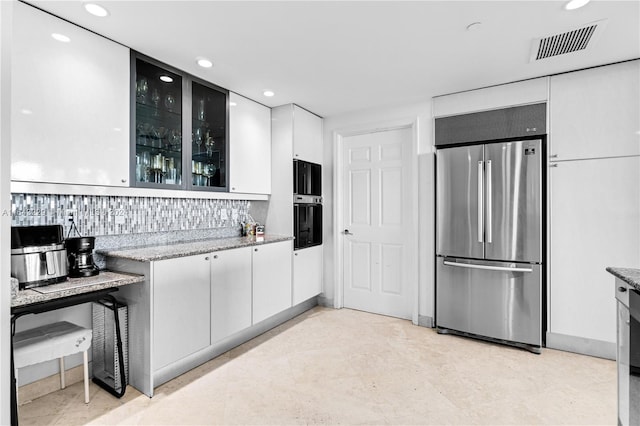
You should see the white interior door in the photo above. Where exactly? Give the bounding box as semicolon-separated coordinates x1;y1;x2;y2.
342;127;413;319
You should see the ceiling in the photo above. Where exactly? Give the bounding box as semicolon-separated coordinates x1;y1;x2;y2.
22;0;640;118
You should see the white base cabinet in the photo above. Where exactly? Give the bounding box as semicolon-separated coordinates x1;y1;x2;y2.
153;254;211;370
252;241;293;324
293;246;323;305
211;247;252;343
108;239;299;396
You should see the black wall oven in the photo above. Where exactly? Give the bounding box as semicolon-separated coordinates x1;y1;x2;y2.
294;196;322;250
293;159;322;250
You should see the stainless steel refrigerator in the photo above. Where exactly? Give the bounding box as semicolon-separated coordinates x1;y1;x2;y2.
436;139;543;353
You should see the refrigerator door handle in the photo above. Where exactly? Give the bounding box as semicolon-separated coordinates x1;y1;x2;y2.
486;160;492;244
478;160;484;243
443;260;533;273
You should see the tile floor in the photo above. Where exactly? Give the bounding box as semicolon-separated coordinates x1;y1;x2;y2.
19;306;616;425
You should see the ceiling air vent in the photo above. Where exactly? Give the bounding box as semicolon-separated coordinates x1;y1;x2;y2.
530;19;607;62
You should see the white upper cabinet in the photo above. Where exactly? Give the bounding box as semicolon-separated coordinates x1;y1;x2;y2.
229;92;271;194
433;77;549;118
293;105;323;164
11;3;130;186
549;60;640;160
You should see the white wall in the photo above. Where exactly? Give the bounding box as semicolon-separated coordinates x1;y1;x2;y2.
322;99;436;323
1;1;14;423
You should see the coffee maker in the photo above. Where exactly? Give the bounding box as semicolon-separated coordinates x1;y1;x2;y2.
66;236;99;277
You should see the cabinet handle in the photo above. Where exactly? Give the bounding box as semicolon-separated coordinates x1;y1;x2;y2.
526;127;537;132
619;286;628;293
550;164;558;168
254;248;258;252
550;154;558;159
121;179;127;183
294;253;298;256
232;187;236;191
205;257;209;261
213;255;218;259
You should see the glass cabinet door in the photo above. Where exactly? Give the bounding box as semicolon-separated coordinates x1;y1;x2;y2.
191;81;227;190
134;58;183;187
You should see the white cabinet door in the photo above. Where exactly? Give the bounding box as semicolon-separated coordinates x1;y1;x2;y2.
252;241;293;324
549;156;640;344
153;254;211;370
293;245;323;305
550;60;640;160
11;3;130;186
229;92;271;194
211;247;252;343
293;105;323;164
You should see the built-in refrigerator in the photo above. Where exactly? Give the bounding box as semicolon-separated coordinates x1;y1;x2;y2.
435;138;543;353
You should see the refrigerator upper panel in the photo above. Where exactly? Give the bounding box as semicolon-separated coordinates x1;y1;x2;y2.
436;144;484;259
484;140;542;263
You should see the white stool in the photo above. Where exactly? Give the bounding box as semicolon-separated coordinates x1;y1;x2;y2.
13;321;92;403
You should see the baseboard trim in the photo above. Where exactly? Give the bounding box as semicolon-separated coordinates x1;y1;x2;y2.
18;364;86;405
546;332;616;360
317;296;333;308
418;315;434;328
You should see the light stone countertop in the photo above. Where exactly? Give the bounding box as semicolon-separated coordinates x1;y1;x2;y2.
606;267;640;291
96;234;294;262
12;271;144;308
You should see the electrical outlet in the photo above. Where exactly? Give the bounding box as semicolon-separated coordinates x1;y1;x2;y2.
65;209;76;222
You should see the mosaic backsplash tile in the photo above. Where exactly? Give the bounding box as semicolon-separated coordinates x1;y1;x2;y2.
10;193;252;238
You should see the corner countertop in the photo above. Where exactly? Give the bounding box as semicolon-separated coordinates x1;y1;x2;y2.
96;234;294;262
606;267;640;291
12;271;144;308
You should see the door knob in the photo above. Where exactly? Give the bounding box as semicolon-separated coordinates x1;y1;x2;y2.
343;229;354;235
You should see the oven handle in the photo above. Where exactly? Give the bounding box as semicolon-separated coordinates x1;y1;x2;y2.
443;261;532;273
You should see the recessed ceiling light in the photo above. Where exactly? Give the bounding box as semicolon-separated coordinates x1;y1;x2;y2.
51;33;71;43
196;58;213;68
466;22;482;31
84;3;109;17
159;75;173;83
565;0;590;10
263;90;275;97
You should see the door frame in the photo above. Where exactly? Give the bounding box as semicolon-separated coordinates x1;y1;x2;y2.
333;117;419;324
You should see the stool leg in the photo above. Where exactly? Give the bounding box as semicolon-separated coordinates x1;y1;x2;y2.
59;357;65;389
83;350;90;404
15;368;19;406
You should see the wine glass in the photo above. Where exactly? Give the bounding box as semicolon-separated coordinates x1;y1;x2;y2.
151;89;161;116
136;77;148;103
164;93;176;112
205;131;214;156
194;128;203;154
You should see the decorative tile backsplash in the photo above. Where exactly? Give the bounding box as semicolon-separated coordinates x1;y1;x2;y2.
10;193;252;237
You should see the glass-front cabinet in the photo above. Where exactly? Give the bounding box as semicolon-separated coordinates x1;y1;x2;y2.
131;53;228;191
191;82;227;189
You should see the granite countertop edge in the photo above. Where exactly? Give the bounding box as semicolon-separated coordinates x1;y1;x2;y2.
96;234;294;262
606;267;640;291
11;271;144;308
